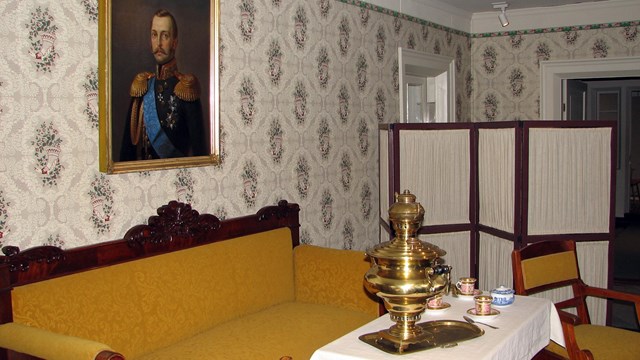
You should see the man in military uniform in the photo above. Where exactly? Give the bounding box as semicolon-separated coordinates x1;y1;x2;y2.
120;9;207;161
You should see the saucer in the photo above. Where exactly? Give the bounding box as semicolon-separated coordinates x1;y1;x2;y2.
426;302;451;313
457;289;482;300
466;308;500;319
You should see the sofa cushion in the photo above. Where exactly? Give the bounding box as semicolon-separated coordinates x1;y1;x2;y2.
294;244;379;316
135;301;375;360
11;228;295;359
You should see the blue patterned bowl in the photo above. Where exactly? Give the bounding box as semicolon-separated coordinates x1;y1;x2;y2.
490;285;515;306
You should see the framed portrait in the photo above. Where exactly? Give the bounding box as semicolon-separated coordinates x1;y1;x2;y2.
98;0;220;173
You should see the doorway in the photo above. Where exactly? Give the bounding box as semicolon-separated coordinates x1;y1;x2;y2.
563;78;640;217
398;47;455;123
540;57;640;218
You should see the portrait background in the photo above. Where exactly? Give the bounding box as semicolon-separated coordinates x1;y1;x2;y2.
111;0;211;161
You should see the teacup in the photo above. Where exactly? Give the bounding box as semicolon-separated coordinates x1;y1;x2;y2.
456;277;476;295
474;295;493;315
490;285;515;306
427;294;443;309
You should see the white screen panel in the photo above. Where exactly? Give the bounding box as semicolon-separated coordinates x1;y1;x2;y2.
420;231;470;282
400;130;470;225
478;128;516;233
478;232;514;292
576;241;609;325
528;128;611;235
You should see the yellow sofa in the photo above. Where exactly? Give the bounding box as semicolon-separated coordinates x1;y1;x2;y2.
0;201;380;360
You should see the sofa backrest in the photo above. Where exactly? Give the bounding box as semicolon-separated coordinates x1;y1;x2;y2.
293;244;380;317
0;201;300;359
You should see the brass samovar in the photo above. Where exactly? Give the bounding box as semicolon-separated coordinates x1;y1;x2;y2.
363;190;451;352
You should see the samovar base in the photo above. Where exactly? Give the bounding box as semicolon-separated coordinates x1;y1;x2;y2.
358;320;485;355
375;326;435;353
360;329;433;354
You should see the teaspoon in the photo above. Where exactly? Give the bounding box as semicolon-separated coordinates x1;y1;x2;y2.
463;315;499;329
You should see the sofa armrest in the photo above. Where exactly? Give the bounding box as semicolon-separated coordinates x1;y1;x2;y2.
0;323;124;360
294;245;380;317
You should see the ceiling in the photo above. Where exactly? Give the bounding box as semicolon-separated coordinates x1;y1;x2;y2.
441;0;608;13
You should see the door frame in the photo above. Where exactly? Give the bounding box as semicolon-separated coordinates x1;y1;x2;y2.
541;57;640;217
540;56;640;120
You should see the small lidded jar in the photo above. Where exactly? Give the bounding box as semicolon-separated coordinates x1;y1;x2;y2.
490;285;515;306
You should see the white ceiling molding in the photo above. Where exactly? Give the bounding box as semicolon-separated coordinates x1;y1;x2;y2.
365;0;638;34
366;0;473;33
471;0;640;34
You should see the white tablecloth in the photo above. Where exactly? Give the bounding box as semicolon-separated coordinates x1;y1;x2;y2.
311;294;564;360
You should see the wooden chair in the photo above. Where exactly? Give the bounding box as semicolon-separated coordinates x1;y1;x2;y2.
512;240;640;360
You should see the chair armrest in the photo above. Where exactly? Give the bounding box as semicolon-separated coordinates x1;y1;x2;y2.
581;285;640;324
556;309;581;326
554;298;588;325
0;322;124;360
294;245;380;317
555;311;594;360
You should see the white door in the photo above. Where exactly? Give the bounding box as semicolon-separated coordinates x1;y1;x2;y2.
405;75;427;123
563;79;588;120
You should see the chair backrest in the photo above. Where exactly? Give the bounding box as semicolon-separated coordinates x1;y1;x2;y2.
512;240;581;295
512;239;595;326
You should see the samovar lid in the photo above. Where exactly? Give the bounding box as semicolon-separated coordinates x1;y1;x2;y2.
367;190;446;260
389;190;423;225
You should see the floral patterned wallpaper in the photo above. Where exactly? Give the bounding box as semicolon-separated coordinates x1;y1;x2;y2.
471;22;640;121
0;0;469;252
0;0;636;253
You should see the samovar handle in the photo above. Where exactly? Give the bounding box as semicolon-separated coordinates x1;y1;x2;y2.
432;264;451;275
425;264;452;294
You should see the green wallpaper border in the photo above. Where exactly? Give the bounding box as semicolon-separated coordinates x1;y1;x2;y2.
340;0;640;38
472;20;640;38
337;0;469;37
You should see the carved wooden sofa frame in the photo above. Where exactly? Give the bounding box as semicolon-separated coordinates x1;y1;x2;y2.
0;200;302;360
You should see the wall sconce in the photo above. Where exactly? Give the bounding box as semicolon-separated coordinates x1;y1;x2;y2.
493;2;509;27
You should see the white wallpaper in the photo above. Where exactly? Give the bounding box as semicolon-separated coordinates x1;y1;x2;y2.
0;0;636;253
0;0;470;251
471;24;640;121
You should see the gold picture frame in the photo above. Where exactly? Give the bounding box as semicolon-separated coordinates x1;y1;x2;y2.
98;0;220;174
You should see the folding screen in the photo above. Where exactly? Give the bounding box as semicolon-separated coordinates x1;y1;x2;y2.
380;121;616;325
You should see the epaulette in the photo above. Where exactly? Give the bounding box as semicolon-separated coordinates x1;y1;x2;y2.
129;72;154;97
175;73;201;102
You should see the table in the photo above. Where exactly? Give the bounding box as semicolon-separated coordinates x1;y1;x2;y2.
311;294;564;360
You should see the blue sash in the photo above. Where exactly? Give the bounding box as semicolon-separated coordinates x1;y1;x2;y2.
143;77;183;158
